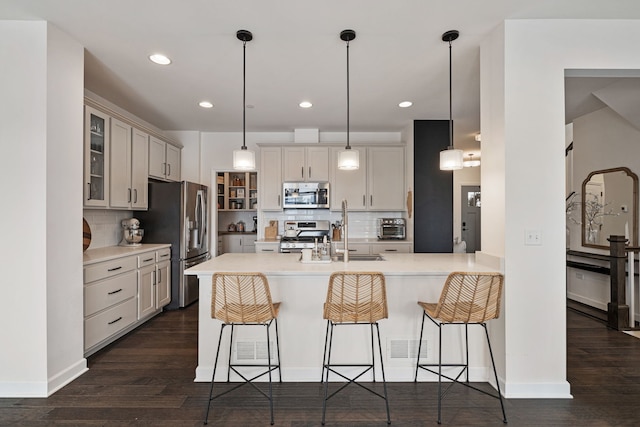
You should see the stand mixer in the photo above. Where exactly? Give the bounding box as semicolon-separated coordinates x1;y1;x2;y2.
119;218;144;246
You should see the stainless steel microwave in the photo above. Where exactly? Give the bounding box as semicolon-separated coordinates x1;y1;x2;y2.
282;182;329;209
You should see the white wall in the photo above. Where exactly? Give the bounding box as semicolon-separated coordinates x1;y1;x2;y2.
0;21;86;397
481;19;640;399
45;23;87;394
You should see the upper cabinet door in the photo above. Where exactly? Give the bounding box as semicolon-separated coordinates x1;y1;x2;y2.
148;137;166;179
131;128;149;209
306;146;329;181
165;143;181;182
283;146;329;182
283;147;306;181
368;146;405;210
260;147;282;210
84;106;110;208
109;118;132;209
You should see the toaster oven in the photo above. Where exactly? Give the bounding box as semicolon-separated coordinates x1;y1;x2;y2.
377;218;406;240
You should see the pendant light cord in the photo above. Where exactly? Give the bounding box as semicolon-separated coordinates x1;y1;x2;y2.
448;38;453;149
346;39;351;150
242;39;247;151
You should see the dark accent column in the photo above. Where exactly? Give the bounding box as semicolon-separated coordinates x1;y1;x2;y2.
413;120;453;253
608;235;629;330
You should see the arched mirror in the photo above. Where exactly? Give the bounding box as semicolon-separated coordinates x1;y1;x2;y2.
582;167;638;249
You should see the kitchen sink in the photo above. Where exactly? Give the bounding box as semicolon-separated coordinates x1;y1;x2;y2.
332;254;385;261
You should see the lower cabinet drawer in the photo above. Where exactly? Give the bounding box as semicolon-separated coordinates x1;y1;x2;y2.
84;297;137;350
84;270;137;317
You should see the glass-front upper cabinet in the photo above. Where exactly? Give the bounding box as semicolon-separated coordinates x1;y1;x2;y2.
84;106;110;207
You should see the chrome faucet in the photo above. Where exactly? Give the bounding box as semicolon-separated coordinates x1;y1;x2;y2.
335;199;349;262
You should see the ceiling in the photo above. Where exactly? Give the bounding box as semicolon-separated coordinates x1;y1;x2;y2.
3;0;640;153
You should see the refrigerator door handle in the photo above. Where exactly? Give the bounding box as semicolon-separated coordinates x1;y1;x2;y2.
195;189;205;249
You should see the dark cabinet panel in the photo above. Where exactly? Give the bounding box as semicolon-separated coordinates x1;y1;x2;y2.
413;120;453;253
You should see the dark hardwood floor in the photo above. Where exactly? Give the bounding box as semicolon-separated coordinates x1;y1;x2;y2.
3;302;640;426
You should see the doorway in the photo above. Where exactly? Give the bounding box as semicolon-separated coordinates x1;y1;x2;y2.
461;185;481;253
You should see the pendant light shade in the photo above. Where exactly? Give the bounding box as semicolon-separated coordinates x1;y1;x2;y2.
233;29;256;171
463;153;481;167
337;29;359;170
440;149;464;170
439;30;463;171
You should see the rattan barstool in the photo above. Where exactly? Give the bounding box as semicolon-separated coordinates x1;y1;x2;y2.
204;272;281;425
414;271;507;424
321;271;391;425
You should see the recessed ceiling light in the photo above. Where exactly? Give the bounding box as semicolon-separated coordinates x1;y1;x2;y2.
149;54;171;65
299;101;313;108
199;101;214;108
399;101;413;108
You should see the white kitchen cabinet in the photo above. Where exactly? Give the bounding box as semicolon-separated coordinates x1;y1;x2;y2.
84;245;171;356
137;264;156;319
367;146;405;211
255;241;280;253
137;248;171;320
283;146;329;182
260;146;283;210
221;234;257;253
330;146;405;211
330;146;367;211
109;120;149;210
130;128;149;209
156;259;171;308
149;136;181;182
84;106;110;207
84;255;138;354
371;241;413;254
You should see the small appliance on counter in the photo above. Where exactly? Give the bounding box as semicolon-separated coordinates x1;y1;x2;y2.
377;218;406;240
119;218;144;246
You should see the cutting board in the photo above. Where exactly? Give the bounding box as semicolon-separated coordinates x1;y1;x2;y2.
83;218;91;251
265;220;278;240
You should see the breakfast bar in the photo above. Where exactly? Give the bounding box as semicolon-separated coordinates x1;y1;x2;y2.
186;252;501;383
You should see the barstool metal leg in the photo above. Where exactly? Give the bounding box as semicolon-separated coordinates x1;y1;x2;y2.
437;322;443;424
465;324;469;383
370;323;376;383
321;320;330;382
226;324;235;382
266;322;274;425
204;324;226;425
483;324;508;423
321;321;334;426
375;323;391;424
274;318;282;382
415;311;426;381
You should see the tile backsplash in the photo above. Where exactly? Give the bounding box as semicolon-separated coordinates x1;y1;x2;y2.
83;210;133;249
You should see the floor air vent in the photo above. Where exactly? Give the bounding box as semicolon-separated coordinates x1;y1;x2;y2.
236;341;275;361
389;339;428;359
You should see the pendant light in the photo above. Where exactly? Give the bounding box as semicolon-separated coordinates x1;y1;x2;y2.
233;29;256;171
337;29;359;170
463;153;481;167
439;30;464;171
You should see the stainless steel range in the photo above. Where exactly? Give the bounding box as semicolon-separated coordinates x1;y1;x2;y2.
279;220;331;253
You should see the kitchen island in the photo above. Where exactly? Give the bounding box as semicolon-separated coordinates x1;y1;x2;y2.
186;252;501;383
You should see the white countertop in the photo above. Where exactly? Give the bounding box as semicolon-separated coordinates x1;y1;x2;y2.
185;252;495;277
83;243;171;265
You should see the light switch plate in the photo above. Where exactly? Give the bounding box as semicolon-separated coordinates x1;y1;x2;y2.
525;229;542;245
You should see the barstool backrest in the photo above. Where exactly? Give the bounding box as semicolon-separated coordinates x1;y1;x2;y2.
434;272;504;323
211;272;277;324
324;271;388;323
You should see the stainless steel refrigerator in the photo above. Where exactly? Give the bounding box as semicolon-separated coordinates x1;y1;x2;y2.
137;180;209;309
